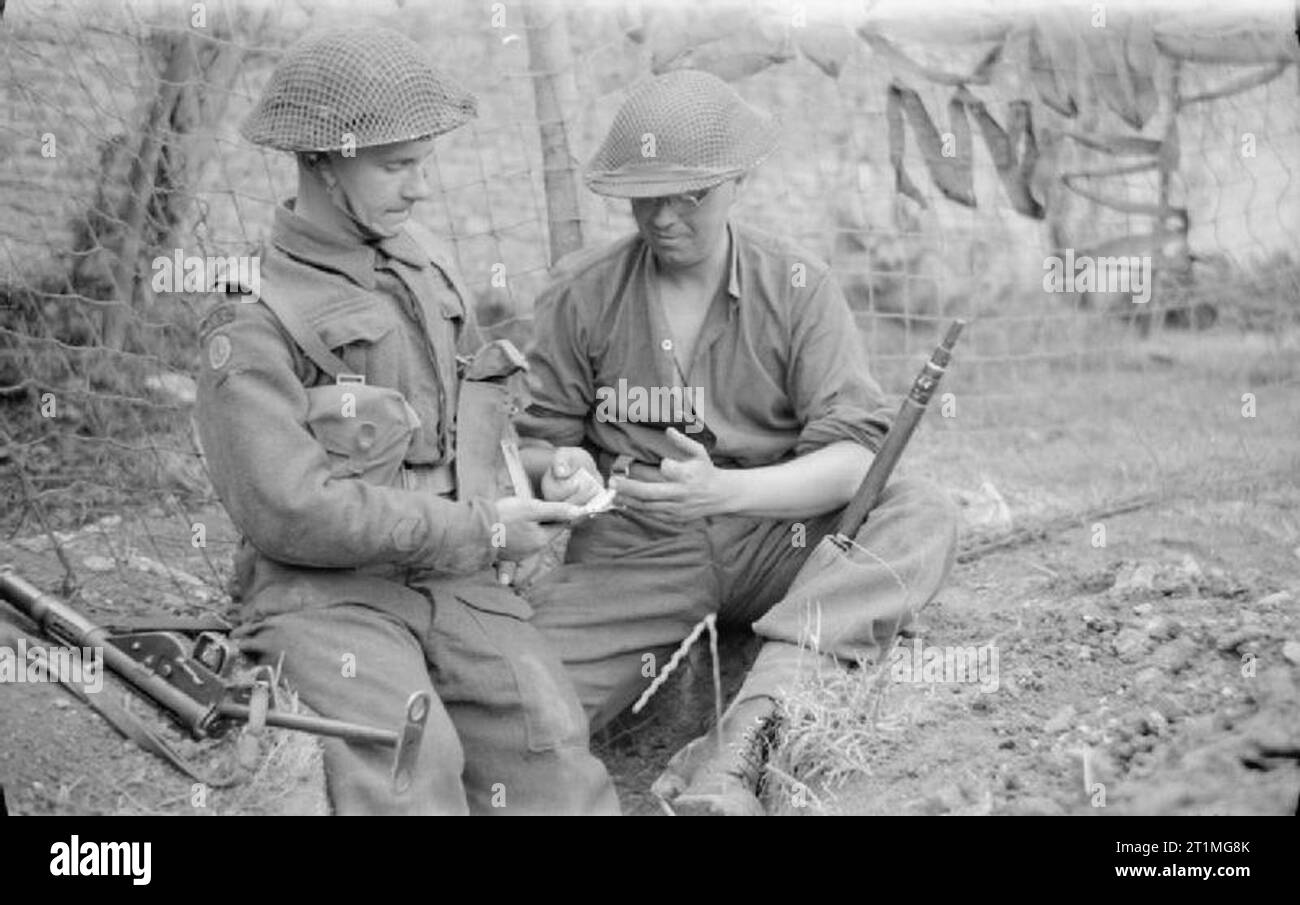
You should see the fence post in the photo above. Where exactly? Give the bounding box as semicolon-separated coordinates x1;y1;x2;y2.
523;0;584;265
96;29;199;351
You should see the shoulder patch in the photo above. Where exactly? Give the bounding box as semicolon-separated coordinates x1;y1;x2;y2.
199;303;238;340
207;333;233;370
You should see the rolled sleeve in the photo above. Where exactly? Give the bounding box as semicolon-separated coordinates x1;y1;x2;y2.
789;271;893;456
515;284;591;449
196;306;498;576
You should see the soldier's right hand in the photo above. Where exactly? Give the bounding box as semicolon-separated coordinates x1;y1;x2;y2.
541;446;604;506
493;496;582;559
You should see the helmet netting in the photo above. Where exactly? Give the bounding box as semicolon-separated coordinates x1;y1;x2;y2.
585;69;780;198
242;27;477;152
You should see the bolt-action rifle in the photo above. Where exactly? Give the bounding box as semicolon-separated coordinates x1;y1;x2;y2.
833;319;966;542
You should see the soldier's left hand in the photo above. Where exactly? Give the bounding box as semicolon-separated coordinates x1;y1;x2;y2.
612;428;731;520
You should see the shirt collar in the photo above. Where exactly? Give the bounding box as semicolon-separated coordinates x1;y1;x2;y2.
725;221;741;302
271;200;429;289
638;221;741;302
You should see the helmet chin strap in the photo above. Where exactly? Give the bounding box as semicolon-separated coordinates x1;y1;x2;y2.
320;166;400;240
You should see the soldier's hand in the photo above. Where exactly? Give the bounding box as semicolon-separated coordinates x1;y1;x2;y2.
493;496;581;560
612;428;731;520
541;446;604;506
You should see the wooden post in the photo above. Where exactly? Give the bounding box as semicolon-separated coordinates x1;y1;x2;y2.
100;29;198;351
164;21;243;257
1153;57;1188;325
523;0;584;265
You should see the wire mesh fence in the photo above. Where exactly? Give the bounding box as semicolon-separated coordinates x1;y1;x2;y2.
1;0;1297;608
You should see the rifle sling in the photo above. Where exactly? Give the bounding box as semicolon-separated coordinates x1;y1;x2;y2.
56;673;242;789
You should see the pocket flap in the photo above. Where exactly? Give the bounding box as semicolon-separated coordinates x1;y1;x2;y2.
446;579;535;621
305;383;420;462
312;297;393;349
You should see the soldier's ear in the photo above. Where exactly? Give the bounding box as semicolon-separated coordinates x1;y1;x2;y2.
298;151;338;189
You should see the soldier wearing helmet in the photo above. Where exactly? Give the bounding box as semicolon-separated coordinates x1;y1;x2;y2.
516;70;960;815
196;27;618;815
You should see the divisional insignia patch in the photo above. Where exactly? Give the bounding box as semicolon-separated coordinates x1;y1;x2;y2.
207;333;233;370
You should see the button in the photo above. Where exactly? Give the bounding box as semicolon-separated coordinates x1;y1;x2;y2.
660;339;673;351
357;422;377;451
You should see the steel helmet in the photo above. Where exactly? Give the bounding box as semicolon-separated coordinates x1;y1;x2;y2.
585;69;780;198
242;26;477;153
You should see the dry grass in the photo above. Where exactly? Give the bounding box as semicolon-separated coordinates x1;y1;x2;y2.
764;319;1300;815
3;0;1297;815
220;722;329;816
764;653;894;816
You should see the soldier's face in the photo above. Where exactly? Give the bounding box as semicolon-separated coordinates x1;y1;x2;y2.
327;138;436;235
631;178;739;271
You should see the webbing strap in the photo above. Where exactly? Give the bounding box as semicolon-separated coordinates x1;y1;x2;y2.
257;291;351;381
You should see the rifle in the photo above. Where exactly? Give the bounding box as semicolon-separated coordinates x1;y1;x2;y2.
0;566;428;794
650;321;967;813
834;319;965;542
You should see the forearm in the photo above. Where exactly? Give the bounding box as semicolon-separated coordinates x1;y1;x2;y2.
517;440;556;494
718;441;873;519
200;361;498;573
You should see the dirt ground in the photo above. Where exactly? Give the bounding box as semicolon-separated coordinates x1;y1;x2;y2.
3;479;1295;817
588;482;1300;816
0;506;328;816
764;486;1300;816
1;330;1297;817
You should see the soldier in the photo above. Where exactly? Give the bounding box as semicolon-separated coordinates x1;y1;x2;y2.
195;27;619;815
517;70;961;815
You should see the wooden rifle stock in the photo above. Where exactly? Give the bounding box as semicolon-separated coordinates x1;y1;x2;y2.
835;319;965;540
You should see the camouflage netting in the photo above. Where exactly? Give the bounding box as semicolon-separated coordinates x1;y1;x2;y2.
0;0;1296;585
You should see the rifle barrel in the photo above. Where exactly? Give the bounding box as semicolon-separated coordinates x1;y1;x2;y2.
835;319;965;539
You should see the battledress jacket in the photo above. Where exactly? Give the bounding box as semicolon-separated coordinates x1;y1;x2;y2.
195;204;522;622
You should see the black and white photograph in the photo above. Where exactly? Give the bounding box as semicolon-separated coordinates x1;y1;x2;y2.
0;0;1297;837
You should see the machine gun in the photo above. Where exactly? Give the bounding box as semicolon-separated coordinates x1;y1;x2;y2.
0;566;428;794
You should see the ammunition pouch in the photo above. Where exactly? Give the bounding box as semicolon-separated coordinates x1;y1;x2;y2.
296;337;530;503
305;380;421;487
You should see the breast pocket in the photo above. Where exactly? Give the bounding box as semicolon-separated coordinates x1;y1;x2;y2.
319;308;396;378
